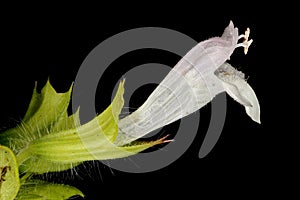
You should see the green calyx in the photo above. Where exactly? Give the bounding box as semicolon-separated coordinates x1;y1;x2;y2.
0;80;167;199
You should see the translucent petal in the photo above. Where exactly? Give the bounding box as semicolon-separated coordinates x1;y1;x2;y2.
115;21;241;145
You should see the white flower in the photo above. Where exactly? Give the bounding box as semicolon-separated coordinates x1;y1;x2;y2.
115;21;260;146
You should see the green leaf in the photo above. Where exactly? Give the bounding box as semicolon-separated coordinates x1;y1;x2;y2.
15;180;84;200
0;145;20;200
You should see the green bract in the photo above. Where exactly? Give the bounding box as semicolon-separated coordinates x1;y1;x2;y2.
0;80;166;199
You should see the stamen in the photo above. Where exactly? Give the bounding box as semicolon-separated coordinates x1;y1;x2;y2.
162;139;175;143
244;27;250;40
158;134;175;143
237;27;253;54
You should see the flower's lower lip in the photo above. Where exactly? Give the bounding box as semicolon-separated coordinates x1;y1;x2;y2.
215;63;260;124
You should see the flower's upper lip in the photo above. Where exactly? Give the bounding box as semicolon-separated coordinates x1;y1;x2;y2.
221;21;239;46
185;21;241;72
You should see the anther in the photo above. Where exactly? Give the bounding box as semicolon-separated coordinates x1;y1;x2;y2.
237;27;253;54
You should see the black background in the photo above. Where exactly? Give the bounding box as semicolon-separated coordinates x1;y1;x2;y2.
0;4;292;199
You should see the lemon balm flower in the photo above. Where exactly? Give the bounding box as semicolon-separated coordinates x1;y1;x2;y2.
0;21;260;200
115;21;260;146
